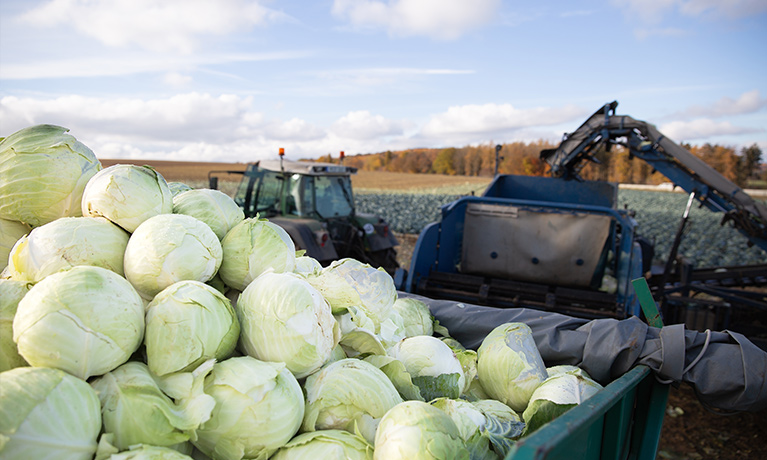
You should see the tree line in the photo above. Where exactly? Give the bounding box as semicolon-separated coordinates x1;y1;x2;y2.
316;141;765;187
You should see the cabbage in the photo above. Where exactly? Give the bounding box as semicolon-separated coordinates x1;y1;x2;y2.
218;217;296;291
392;297;434;337
123;214;223;299
306;259;397;330
0;124;101;227
172;189;245;240
12;265;145;379
105;445;195;459
0;366;102;460
236;271;339;378
521;367;603;435
302;358;403;444
270;430;373;460
82;164;173;233
191;356;305;460
387;335;465;401
0;219;30;272
470;399;525;457
145;280;240;376
0;279;30;372
90;360;215;451
168;181;193;197
294;255;323;276
6;216;129;283
373;400;470;460
430;398;497;460
476;322;548;413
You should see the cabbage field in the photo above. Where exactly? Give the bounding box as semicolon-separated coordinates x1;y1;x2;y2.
355;188;767;268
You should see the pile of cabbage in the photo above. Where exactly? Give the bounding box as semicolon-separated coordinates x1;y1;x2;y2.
0;125;604;460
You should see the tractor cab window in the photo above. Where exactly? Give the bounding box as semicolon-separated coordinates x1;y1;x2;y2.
234;168;283;217
312;175;354;218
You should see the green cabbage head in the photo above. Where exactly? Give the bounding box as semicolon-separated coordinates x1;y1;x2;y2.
270;430;373;460
373;400;470;460
81;164;172;233
0;124;101;227
145;280;240;376
172;188;245;240
387;335;466;401
236;271;339;378
521;367;603;435
476;323;548;413
12;265;145;379
0;366;101;460
123;214;223;299
192;356;305;460
302;358;403;444
218;217;296;291
305;258;397;331
6;216;129;283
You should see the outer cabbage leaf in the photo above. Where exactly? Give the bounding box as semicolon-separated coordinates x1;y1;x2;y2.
387;335;465;401
0;366;101;460
0;219;30;272
0;124;101;227
521;371;604;435
90;361;215;451
471;399;525;458
430;398;498;460
0;279;30;372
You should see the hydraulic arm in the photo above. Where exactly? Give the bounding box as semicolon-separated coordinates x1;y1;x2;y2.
540;101;767;251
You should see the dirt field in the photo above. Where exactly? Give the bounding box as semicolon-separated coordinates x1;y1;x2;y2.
101;159;767;459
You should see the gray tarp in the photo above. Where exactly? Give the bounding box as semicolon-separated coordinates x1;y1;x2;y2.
399;292;767;413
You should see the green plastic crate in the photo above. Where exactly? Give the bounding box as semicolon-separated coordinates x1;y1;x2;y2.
506;364;669;460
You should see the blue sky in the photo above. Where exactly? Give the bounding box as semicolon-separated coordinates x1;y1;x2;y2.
1;0;766;163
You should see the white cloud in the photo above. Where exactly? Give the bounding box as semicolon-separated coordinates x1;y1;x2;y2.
268;118;326;141
18;0;285;54
164;72;193;87
332;0;501;40
679;90;767;118
660;118;758;141
331;110;412;140
0;92;258;145
420;103;587;139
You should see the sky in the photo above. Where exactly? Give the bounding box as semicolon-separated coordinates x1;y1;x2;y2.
1;0;766;163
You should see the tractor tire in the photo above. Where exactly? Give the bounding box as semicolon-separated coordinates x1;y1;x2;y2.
367;247;399;275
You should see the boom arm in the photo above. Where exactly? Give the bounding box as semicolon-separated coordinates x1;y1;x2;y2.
540;101;767;251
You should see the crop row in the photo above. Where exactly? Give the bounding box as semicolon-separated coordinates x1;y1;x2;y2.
356;189;767;268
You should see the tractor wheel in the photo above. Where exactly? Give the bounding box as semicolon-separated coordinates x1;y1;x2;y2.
367;247;399;275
